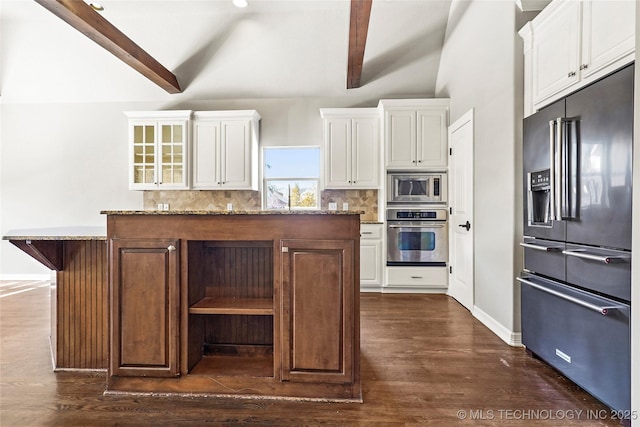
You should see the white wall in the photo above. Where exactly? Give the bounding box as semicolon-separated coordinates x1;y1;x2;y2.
434;0;527;342
0;103;141;275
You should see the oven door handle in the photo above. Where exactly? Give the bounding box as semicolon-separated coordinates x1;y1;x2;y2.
388;223;446;229
516;277;620;316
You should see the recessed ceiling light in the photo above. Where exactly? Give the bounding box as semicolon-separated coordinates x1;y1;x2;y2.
232;0;248;8
87;2;104;11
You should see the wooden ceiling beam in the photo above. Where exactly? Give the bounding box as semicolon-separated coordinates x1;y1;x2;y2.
347;0;372;89
35;0;182;94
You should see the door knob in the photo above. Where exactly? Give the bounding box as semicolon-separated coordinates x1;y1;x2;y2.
167;245;176;252
458;221;471;231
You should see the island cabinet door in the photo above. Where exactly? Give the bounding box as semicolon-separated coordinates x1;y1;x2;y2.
281;239;355;384
110;238;180;377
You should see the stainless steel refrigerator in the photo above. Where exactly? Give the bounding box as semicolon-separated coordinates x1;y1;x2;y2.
518;63;633;413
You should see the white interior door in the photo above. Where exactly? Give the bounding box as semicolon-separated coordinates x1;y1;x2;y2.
448;109;474;311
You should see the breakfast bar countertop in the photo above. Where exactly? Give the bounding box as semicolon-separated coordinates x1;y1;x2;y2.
2;226;107;241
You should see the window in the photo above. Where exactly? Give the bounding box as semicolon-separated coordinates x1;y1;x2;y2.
263;147;320;210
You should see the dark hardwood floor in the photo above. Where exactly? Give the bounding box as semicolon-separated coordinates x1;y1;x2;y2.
0;280;621;426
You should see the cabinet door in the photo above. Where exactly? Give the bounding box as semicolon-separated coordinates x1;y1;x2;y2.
360;225;382;288
192;120;222;189
281;239;355;384
416;108;447;168
532;0;581;108
324;118;352;188
221;120;253;189
110;238;180;377
130;121;158;190
580;0;635;80
351;117;379;188
385;109;417;169
130;120;188;190
158;121;188;189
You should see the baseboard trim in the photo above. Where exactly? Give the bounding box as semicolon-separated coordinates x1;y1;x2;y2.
382;287;447;294
472;305;523;347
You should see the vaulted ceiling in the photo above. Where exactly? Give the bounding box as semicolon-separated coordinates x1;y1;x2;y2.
1;0;454;104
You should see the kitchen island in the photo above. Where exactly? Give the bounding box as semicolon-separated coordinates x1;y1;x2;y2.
102;210;362;402
3;226;107;370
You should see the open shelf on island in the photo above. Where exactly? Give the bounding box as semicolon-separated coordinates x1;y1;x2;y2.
189;344;274;377
188;297;273;315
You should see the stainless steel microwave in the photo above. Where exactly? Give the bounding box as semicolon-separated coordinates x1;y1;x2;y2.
387;172;447;204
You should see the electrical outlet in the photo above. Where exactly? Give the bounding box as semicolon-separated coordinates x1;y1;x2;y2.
157;203;163;211
342;202;349;211
328;202;337;211
163;203;169;211
226;203;233;211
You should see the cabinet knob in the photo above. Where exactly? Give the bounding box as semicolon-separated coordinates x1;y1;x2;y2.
167;245;176;252
568;71;576;77
417;160;422;163
580;64;588;70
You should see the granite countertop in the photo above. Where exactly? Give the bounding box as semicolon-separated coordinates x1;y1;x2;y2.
100;210;365;216
3;213;374;241
2;226;107;241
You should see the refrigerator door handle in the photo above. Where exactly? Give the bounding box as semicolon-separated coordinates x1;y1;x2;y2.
555;117;564;220
516;277;621;315
549;120;557;221
562;249;631;264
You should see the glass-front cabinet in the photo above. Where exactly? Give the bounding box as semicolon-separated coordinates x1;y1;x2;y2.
126;111;192;190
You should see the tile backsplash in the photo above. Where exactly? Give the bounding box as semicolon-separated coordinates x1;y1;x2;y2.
321;189;378;222
143;189;378;222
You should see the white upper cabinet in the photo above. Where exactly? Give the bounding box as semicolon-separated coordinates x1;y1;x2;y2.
379;99;449;170
126;111;192;190
192;111;260;190
529;0;581;107
580;1;635;80
320;108;380;189
520;0;635;116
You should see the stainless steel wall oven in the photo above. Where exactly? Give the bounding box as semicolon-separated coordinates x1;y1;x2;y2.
386;208;447;266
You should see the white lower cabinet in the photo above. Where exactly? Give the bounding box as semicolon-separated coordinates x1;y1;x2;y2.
360;224;383;291
385;266;448;293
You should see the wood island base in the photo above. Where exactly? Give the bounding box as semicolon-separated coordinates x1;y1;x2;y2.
103;211;362;402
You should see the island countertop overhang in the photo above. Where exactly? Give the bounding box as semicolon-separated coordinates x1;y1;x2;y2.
2;226;107;241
